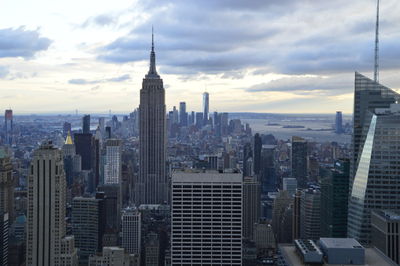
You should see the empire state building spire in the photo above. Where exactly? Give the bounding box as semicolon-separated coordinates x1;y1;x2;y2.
147;27;159;78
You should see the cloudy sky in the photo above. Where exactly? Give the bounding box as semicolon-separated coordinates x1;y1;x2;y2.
0;0;399;114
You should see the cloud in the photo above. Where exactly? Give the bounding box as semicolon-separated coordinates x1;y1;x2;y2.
68;74;131;85
82;14;117;28
95;0;400;77
246;74;353;96
0;66;10;78
0;27;51;58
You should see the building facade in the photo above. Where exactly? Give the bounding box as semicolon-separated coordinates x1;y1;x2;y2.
104;139;122;185
121;207;141;255
291;136;308;189
171;172;242;265
242;176;260;239
26;142;78;266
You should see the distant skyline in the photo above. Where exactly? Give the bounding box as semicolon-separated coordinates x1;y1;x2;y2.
1;0;400;114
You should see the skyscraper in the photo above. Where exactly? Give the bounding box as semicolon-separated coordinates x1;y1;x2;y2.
260;145;277;194
300;188;321;240
0;147;14;221
74;133;93;171
136;31;168;205
104;139;122;185
291;136;308;189
242;176;261;239
335;111;344;133
348;103;400;244
72;196;101;265
179;102;187;127
320;159;349;238
121;207;141;255
202;92;209;125
253;133;262;176
82;114;91;134
4;110;12;145
171;172;242;265
26;142;78;265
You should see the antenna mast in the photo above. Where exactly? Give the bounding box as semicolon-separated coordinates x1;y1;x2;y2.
374;0;380;83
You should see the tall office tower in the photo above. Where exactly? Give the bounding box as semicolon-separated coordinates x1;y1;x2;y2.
221;112;229;136
171;172;242;265
4;110;13;145
195;112;203;128
82;114;91;133
72;196;101;265
320;159;349;238
136;32;167;205
0;212;8;265
104;139;122;185
272;190;293;243
292;190;301;240
213;112;221;137
242;143;253;177
97;185;121;233
26;142;78;266
202;92;209;125
98;117;105;135
291;136;308;189
63;122;72;137
348;103;400;244
282;177;297;197
74;133;93;171
335;111;343;133
371;210;400;265
178;102;187;127
243;177;261;239
300;188;321;240
0;148;14;221
260;145;277;194
121;207;141;255
253;133;262;176
172;106;179;125
62;132;76;187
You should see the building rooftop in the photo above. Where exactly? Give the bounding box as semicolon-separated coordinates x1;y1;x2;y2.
372;209;400;221
279;244;397;266
172;171;242;183
320;238;364;249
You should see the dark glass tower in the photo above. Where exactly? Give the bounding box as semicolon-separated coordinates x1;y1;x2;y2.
136;31;168;205
291;136;308;188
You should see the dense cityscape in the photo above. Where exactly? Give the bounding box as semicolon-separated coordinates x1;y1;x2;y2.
1;0;400;266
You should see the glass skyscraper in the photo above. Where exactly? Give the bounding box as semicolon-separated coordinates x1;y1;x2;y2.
348;72;400;244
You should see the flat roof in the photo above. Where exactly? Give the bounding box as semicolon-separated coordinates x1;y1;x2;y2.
372;210;400;221
320;238;363;249
279;245;397;266
172;172;242;183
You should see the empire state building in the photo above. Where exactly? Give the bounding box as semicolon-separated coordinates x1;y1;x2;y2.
136;32;168;205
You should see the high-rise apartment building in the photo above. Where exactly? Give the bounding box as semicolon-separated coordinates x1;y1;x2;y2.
348;102;400;244
320;159;349;238
26;142;78;265
4;110;13;145
291;136;308;189
72;196;101;265
171;172;242;265
104;139;122;185
242;176;260;239
121;207;141;255
136;33;168;205
202;92;209;125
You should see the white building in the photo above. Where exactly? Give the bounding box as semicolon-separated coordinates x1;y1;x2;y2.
88;247;139;266
26;142;78;266
171;171;242;265
104;139;122;185
121;207;141;255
